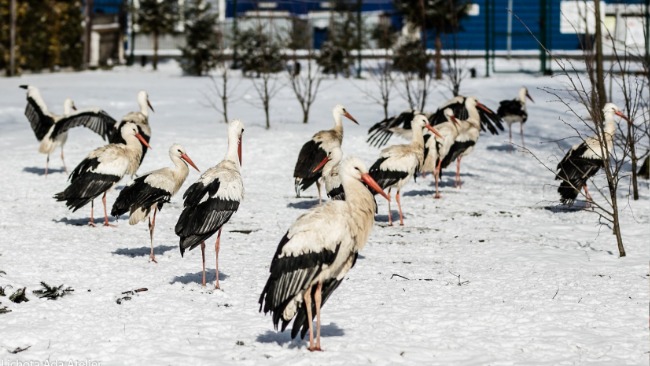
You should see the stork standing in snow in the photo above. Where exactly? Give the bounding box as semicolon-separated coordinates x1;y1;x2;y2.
312;146;345;200
366;96;503;148
293;105;358;200
20;85;117;176
109;90;154;173
437;97;495;188
555;103;631;205
259;157;389;351
111;144;200;262
175;120;244;289
421;108;461;198
497;87;534;148
369;114;442;226
54;122;151;226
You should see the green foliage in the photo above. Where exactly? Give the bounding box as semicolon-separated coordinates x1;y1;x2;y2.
137;0;179;36
32;282;74;300
233;26;284;77
180;0;222;76
371;17;398;49
394;0;471;34
0;0;83;74
317;41;350;76
9;287;28;303
393;40;429;76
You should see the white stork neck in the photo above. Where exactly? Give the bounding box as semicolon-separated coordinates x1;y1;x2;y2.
170;154;190;189
411;124;425;147
466;104;481;129
341;176;376;250
139;100;149;118
225;132;241;167
603;113;617;136
519;88;528;104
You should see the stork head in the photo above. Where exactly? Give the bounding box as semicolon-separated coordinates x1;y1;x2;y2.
340;157;390;201
519;87;534;103
603;103;631;124
333;104;359;125
63;98;77;115
412;114;443;139
229;119;245;165
443;108;460;126
138;90;154;113
170;144;200;172
121;122;152;149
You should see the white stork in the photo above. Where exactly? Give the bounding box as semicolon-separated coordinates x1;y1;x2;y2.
54;122;150;226
421;108;461;198
109;90;154;174
555;103;631;205
369;114;441;226
437;97;495;188
259;157;389;351
366;96;504;148
175;120;244;289
312;146;345;200
20;85;117;175
111;144;200;262
293;105;358;200
497;87;534;147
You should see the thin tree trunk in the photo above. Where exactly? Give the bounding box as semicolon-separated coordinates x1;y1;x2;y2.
264;77;271;129
628;124;639;200
435;32;442;80
153;31;159;71
222;71;229;123
594;0;606;110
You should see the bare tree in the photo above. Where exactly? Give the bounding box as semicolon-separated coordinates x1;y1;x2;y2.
514;12;647;257
396;67;435;112
252;73;284;129
205;62;244;123
288;55;323;124
355;58;395;120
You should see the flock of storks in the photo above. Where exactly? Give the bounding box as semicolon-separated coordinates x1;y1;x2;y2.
18;84;631;351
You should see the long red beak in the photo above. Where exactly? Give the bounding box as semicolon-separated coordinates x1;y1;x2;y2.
135;133;151;149
238;136;242;166
181;153;200;172
312;156;330;173
451;116;460;126
344;111;359;125
361;173;390;201
147;99;155;112
425;124;443;139
615;110;631;123
476;102;492;114
526;92;534;103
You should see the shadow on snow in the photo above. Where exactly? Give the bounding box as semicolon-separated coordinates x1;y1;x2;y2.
170;270;230;285
256;322;345;347
23;166;66;175
113;245;176;258
287;199;320;210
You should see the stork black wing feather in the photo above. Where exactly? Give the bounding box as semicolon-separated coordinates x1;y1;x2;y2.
176;196;239;255
478;105;505;135
51;110;117;140
110;174;171;217
555;143;603;205
24;96;54;141
369;157;409;189
439;140;476;169
367;111;415;148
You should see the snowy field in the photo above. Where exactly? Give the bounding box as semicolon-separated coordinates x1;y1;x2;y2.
0;61;648;365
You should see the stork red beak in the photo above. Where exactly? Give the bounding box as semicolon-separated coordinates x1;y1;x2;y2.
361;173;390;201
526;92;534;103
615;110;631;123
450;116;460;126
147;99;155;113
135;133;151;149
425;124;443;139
312;156;330;173
344;111;359;125
181;153;200;172
238;136;243;166
476;102;492;114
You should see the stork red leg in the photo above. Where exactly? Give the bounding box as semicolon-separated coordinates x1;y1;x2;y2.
583;184;593;206
88;200;96;227
45;155;50;177
148;207;158;263
455;157;462;188
509;124;513;148
200;241;206;287
317;181;322;204
314;282;323;351
387;188;393;226
304;286;315;351
215;228;222;289
61;147;68;174
396;190;404;226
102;192;115;227
434;159;442;199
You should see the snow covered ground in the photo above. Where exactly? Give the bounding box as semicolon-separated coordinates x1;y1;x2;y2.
0;61;648;365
